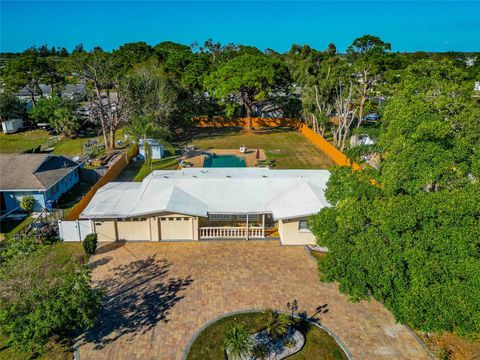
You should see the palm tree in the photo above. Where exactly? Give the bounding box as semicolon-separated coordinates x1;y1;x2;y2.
127;114;155;166
261;309;292;340
223;323;253;360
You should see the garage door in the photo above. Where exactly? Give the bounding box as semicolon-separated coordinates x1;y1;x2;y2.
160;217;193;241
117;219;149;241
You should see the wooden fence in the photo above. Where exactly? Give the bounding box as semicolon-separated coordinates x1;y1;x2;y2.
65;144;138;220
193;117;360;170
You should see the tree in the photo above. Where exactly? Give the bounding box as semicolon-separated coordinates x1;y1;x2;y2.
347;35;391;128
309;60;480;337
29;96;80;137
204;54;291;129
70;50;128;149
0;91;26;122
223;323;253;360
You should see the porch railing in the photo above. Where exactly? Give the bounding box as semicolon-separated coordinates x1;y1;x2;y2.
200;226;264;239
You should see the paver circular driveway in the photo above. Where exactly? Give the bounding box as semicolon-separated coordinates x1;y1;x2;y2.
77;241;429;360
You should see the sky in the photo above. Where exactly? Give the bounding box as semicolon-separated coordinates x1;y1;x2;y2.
1;1;479;53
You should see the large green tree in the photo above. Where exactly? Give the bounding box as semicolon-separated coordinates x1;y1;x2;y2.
347;35;391;128
309;60;480;337
29;96;80;137
204;54;291;129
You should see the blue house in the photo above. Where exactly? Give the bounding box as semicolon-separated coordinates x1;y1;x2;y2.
0;154;81;213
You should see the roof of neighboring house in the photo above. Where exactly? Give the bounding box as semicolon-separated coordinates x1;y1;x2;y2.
61;83;86;98
0;154;79;191
18;84;52;97
82;168;331;220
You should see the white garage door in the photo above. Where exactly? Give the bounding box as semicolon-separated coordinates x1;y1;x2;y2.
160;217;193;241
117;219;149;241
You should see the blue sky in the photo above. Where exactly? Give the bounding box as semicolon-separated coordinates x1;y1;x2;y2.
1;1;479;53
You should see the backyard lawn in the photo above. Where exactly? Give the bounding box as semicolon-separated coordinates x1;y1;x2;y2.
189;127;334;169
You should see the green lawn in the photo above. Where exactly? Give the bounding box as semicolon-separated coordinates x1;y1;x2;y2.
117;156;180;182
189;127;334;169
186;312;347;360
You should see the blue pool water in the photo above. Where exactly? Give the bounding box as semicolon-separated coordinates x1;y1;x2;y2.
203;154;246;168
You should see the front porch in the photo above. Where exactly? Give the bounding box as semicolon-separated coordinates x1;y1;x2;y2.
199;213;278;240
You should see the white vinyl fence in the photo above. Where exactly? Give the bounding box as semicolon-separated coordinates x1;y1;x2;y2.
58;220;92;242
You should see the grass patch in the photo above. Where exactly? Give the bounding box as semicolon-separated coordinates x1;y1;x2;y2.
186;312;347;360
189;127;334;169
118;156;179;182
0;216;34;237
0;130;50;153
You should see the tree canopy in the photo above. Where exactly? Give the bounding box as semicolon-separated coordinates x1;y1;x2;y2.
309;60;480;337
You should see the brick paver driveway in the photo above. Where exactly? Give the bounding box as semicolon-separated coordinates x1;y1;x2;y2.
77;241;429;360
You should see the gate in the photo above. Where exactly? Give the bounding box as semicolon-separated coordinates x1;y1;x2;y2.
58;220;92;241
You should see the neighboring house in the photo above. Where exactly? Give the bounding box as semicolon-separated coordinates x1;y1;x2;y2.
17;83;52;102
0;154;81;213
62;84;87;102
81;168;330;245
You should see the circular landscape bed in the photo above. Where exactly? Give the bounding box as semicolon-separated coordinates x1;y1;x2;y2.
186;311;348;360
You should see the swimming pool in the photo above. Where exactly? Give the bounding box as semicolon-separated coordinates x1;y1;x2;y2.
203;154;246;167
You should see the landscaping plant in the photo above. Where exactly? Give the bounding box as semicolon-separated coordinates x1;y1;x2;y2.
19;195;35;212
261;309;292;340
83;233;98;255
223;323;253;360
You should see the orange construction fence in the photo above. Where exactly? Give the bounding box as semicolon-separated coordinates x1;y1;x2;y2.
65;144;138;220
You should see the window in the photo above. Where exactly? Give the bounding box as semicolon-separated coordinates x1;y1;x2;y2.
209;214;232;221
237;214;260;221
298;220;309;232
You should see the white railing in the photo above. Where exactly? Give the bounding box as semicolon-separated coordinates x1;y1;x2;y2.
200;226;264;239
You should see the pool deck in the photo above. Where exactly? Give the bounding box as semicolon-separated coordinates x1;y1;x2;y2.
182;148;266;167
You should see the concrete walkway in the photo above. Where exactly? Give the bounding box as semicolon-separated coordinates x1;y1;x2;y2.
77;241;429;360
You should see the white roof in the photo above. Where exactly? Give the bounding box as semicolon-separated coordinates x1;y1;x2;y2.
81;168;331;220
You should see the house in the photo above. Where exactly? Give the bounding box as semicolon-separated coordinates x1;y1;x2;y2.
17;84;52;102
81;168;330;245
138;139;165;160
61;84;87;102
0;154;81;213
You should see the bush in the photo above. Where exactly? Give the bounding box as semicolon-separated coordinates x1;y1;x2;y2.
83;233;97;255
0;242;103;352
19;196;35;212
283;338;296;349
251;342;269;359
261;309;292;340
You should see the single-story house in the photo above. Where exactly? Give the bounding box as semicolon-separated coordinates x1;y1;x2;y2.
0;154;81;213
17;84;52;102
81;168;330;245
62;84;87;102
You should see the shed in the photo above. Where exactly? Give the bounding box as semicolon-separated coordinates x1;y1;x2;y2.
138;139;164;160
2;119;23;134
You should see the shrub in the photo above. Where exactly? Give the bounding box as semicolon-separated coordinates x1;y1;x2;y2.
261;309;292;340
251;342;269;359
83;233;97;255
19;196;35;212
0;243;103;352
283;338;296;349
223;323;252;359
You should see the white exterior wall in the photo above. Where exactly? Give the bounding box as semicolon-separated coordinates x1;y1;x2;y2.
278;217;316;245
